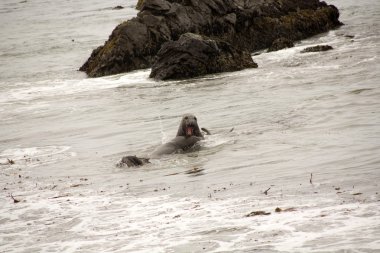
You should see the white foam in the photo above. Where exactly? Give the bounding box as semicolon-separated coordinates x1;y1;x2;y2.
202;133;236;149
1;172;379;253
0;146;75;167
0;69;152;104
158;115;170;144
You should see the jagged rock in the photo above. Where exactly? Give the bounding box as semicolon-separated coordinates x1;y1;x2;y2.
136;0;145;10
80;0;342;78
301;45;334;53
150;33;257;80
113;5;124;10
267;37;294;52
117;155;150;167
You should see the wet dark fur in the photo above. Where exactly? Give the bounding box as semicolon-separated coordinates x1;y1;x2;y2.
176;114;204;138
119;114;205;167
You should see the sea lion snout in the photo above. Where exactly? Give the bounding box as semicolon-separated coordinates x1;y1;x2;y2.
183;115;197;137
179;114;199;137
179;114;202;138
185;124;194;136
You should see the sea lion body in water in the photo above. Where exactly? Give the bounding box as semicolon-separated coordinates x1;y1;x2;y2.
119;114;205;167
150;135;203;158
151;114;204;158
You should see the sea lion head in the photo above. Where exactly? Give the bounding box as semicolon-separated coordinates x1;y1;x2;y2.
177;113;203;138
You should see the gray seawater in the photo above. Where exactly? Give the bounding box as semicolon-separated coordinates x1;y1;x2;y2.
0;0;379;252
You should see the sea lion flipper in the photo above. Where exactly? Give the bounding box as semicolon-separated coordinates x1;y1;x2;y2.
201;127;211;135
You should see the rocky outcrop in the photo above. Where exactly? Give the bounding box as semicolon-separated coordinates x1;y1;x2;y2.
267;37;294;52
150;33;257;80
80;0;342;78
136;0;145;10
117;155;150;167
113;6;124;10
301;45;333;53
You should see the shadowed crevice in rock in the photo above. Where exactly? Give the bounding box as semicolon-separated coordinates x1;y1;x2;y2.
80;0;342;78
267;37;295;52
149;33;257;80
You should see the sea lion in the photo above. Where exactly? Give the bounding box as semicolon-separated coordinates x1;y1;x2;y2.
150;113;204;158
118;114;206;167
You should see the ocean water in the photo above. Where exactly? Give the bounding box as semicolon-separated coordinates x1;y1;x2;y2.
0;0;379;252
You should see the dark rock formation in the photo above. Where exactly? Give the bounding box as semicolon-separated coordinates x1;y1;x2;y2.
136;0;145;10
301;45;333;53
113;6;124;10
150;33;257;80
267;37;294;52
117;155;150;167
80;0;342;78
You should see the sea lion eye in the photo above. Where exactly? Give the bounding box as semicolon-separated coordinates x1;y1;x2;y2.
184;116;188;120
194;117;197;121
